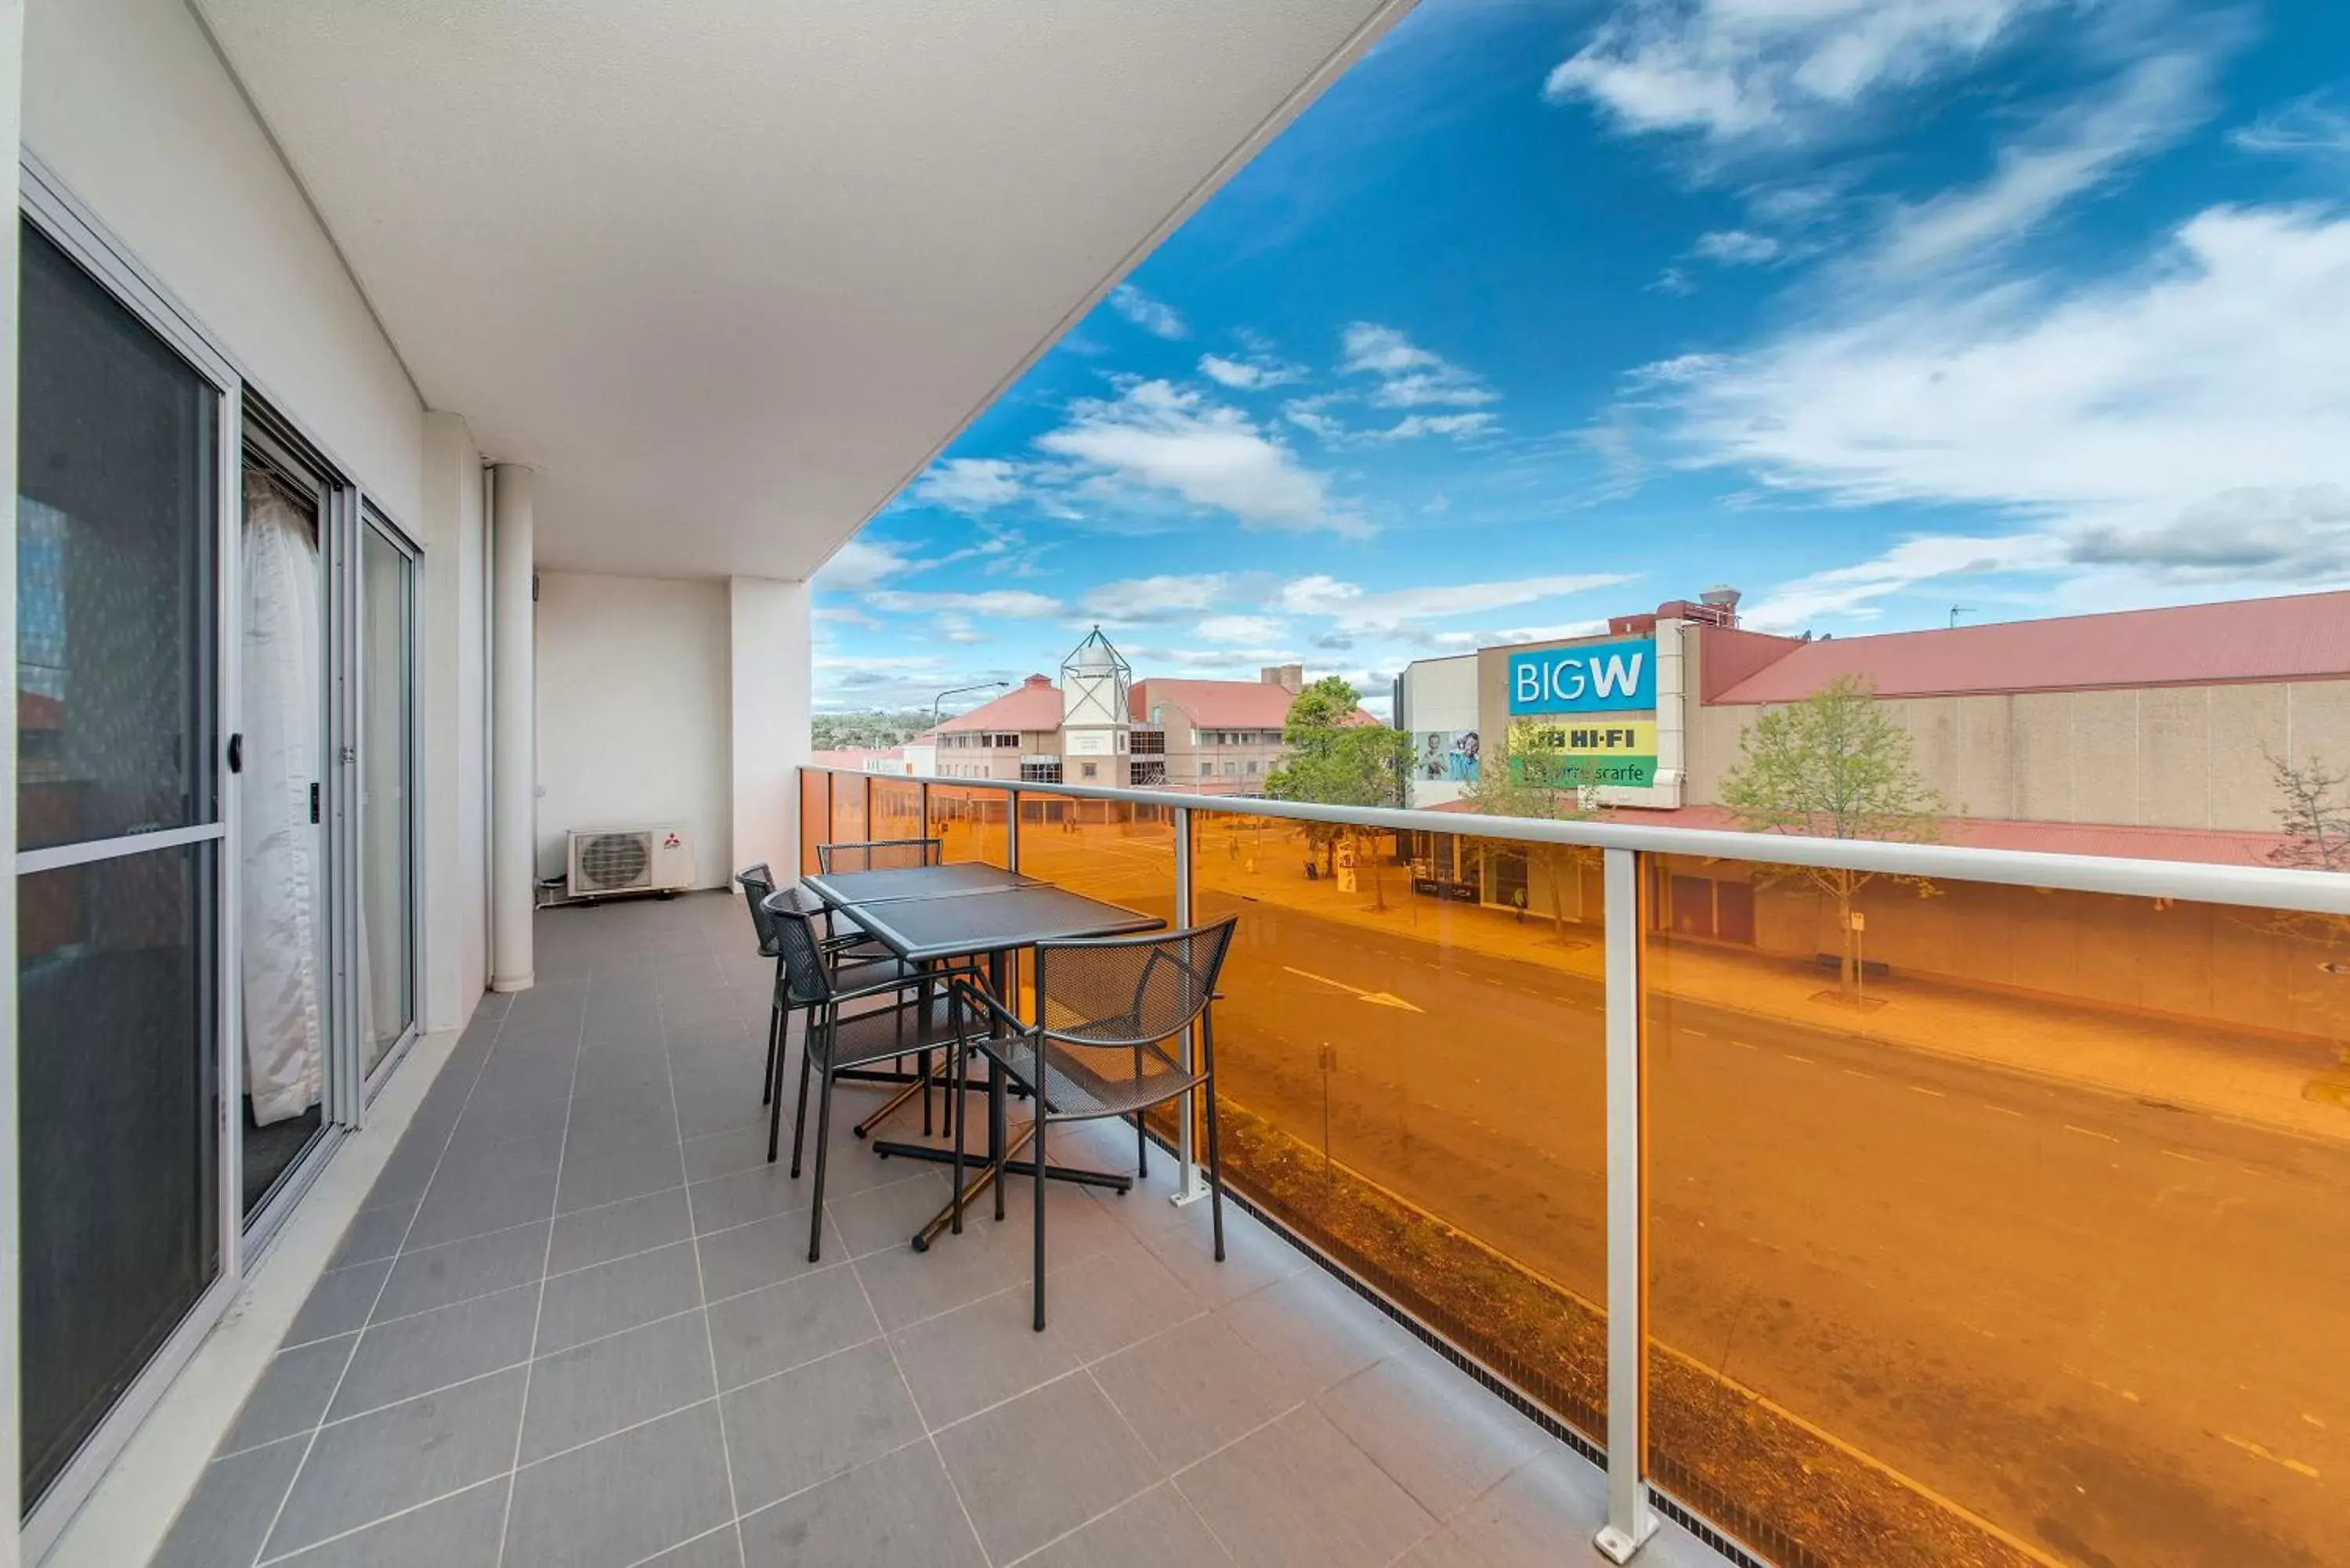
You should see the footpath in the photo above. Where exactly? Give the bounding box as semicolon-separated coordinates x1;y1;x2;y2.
1180;825;2350;1147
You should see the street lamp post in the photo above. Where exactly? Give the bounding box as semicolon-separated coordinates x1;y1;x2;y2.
931;680;1010;735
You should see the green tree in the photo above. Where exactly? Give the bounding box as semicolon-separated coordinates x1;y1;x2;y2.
1264;677;1410;909
1457;725;1600;942
812;708;933;750
1718;675;1942;1001
2263;750;2350;948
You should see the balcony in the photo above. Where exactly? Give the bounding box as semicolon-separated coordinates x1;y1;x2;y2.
773;768;2350;1568
146;891;1728;1568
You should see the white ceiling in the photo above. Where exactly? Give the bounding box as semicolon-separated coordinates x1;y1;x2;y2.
194;0;1412;581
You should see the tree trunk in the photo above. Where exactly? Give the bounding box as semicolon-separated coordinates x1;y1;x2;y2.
1837;881;1856;1000
1546;851;1568;941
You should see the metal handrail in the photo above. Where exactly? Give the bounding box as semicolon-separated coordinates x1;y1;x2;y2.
806;765;2350;916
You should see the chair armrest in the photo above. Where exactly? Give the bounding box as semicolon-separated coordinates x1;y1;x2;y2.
830;966;967;1008
947;977;1035;1042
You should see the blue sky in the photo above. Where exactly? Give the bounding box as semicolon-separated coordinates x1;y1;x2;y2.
814;0;2350;717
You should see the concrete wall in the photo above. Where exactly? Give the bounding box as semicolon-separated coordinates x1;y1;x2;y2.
536;571;732;889
418;415;487;1028
1401;655;1477;807
1686;678;2350;832
728;576;811;883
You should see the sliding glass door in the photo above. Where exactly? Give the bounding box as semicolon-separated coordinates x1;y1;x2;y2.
360;511;418;1077
16;220;233;1516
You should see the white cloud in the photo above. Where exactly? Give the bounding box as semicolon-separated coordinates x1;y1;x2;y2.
1036;380;1365;536
1198;351;1307;390
1693;229;1781;264
1340;323;1498;407
1650;266;1697;295
2232;95;2350;161
1278;573;1630;632
1741;533;2067;630
1649;204;2350;607
912;457;1023;512
1109;284;1186;340
1281;393;1350;440
1079;573;1232;623
935;612;988;645
1867;46;2218;280
1547;0;2044;146
815;536;920;590
1195;614;1288;644
1372;413;1498;442
864;588;1065;618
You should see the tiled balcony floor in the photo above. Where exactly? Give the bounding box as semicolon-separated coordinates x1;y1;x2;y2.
150;893;1728;1568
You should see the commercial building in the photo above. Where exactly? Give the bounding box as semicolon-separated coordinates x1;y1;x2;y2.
930;632;1319;796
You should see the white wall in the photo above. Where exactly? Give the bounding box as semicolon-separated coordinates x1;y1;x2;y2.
728;577;812;881
1402;654;1479;808
537;572;732;889
23;0;423;522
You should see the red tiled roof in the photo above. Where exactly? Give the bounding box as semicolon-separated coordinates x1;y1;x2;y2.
937;674;1061;732
1133;678;1375;729
1712;590;2350;703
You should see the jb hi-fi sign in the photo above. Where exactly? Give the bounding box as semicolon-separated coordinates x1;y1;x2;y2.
1506;637;1659;787
1508;719;1658;788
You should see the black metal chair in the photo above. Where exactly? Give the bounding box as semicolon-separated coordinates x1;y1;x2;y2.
949;918;1238;1331
735;863;906;1107
765;898;972;1263
816;836;944;874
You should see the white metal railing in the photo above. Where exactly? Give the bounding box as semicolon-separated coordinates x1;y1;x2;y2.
805;764;2346;1563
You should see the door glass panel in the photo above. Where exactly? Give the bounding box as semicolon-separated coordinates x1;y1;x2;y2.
360;523;416;1071
17;222;225;1512
17;225;217;850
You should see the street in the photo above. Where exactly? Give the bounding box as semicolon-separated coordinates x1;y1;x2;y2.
1009;822;2349;1567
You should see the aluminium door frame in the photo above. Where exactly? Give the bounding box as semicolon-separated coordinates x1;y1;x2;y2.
359;503;425;1099
16;155;247;1562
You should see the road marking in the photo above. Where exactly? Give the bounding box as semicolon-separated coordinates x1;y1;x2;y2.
2222;1434;2321;1479
1783;1053;1813;1064
1844;1068;1874;1079
1909;1085;1945;1098
1681;1028;1710;1039
1732;1041;1755;1050
1278;966;1426;1013
1986;1106;2024;1117
2065;1125;2120;1143
2304;1414;2327;1430
2160;1149;2205;1165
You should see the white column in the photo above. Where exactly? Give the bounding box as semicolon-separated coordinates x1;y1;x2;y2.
1596;846;1657;1562
418;413;488;1028
728;576;811;880
490;465;537;992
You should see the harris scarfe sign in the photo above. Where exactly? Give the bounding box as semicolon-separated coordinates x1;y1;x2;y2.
1507;638;1655;715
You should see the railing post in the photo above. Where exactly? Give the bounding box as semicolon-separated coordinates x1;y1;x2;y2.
1170;805;1209;1205
918;781;930;844
1006;786;1021;872
1598;847;1657;1561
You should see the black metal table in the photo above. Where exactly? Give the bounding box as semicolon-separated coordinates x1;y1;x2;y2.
804;876;1164;1248
801;862;1039;907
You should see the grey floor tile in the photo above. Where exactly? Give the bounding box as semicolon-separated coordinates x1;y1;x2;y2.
933;1373;1162;1563
846;1223;1025;1333
288;1260;392;1346
1092;1313;1303;1472
268;1476;508;1566
1023;1480;1238;1568
547;1185;693;1275
705;1265;880;1390
405;1158;561;1248
504;1401;732;1568
721;1341;925;1512
1315;1349;1545;1522
696;1209;844;1302
1039;1239;1206;1364
520;1309;716;1462
373;1223;549;1321
328;1202;418;1271
1217;1266;1412;1396
1441;1446;1724;1568
330;1284;540;1418
1138;1216;1300;1308
222;1335;354;1452
638;1526;747;1567
265;1368;526;1558
149;1436;306;1568
682;1123;776;1187
1174;1405;1434;1568
687;1162;818;1235
890;1281;1081;1429
738;1440;984;1568
824;1169;964;1258
556;1140;685;1214
536;1239;703;1353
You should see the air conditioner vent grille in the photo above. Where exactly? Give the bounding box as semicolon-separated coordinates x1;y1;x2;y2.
577;832;652;891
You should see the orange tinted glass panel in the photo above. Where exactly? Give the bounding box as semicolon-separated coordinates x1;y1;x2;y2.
1196;811;1609;1443
927;783;1008;868
1643;852;2350;1567
797;769;829;877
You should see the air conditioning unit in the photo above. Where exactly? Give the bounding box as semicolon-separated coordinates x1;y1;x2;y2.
566;826;696;900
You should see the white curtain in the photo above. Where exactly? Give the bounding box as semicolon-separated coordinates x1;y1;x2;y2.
240;470;325;1124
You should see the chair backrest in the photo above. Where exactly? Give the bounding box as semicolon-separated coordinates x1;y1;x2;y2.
760;891;835;1007
1035;918;1238;1048
817;837;943;875
735;863;777;953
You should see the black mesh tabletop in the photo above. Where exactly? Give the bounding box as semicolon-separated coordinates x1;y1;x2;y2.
844;886;1163;963
803;863;1039;907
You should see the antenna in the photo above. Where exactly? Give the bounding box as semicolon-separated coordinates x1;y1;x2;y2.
1949;605;1975;628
